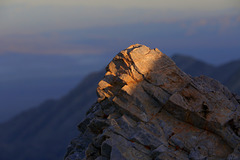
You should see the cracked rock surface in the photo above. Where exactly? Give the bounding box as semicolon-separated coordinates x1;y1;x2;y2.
65;44;240;160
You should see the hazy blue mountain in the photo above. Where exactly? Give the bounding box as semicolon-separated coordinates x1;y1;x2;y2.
210;60;240;84
0;70;105;160
172;54;216;77
224;68;240;94
0;53;110;122
172;54;240;95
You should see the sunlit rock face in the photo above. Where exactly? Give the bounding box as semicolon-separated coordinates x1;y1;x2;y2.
65;44;240;160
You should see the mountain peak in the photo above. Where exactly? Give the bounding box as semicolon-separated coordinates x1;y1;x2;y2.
65;45;240;160
96;44;191;122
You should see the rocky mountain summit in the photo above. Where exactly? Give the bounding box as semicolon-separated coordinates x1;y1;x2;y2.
65;44;240;160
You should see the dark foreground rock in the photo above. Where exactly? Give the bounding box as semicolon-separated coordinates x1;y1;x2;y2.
65;44;240;160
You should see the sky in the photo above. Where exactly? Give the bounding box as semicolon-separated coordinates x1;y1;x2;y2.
0;0;240;122
0;0;240;64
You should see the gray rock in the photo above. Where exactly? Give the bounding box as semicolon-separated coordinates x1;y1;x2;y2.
101;141;112;158
65;44;240;160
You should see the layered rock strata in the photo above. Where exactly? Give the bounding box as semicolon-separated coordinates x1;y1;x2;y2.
65;44;240;160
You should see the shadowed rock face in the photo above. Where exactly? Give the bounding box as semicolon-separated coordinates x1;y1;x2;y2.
65;44;240;160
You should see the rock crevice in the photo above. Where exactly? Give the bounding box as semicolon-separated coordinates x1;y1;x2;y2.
65;44;240;160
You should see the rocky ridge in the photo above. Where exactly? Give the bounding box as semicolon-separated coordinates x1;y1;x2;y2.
65;44;240;160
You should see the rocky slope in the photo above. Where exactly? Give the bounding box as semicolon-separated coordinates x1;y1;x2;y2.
65;44;240;160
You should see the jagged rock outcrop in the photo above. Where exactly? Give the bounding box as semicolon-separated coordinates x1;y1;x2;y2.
65;44;240;160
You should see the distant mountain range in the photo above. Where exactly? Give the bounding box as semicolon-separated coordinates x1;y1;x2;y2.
0;54;239;160
0;53;110;122
172;54;240;95
0;70;105;160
